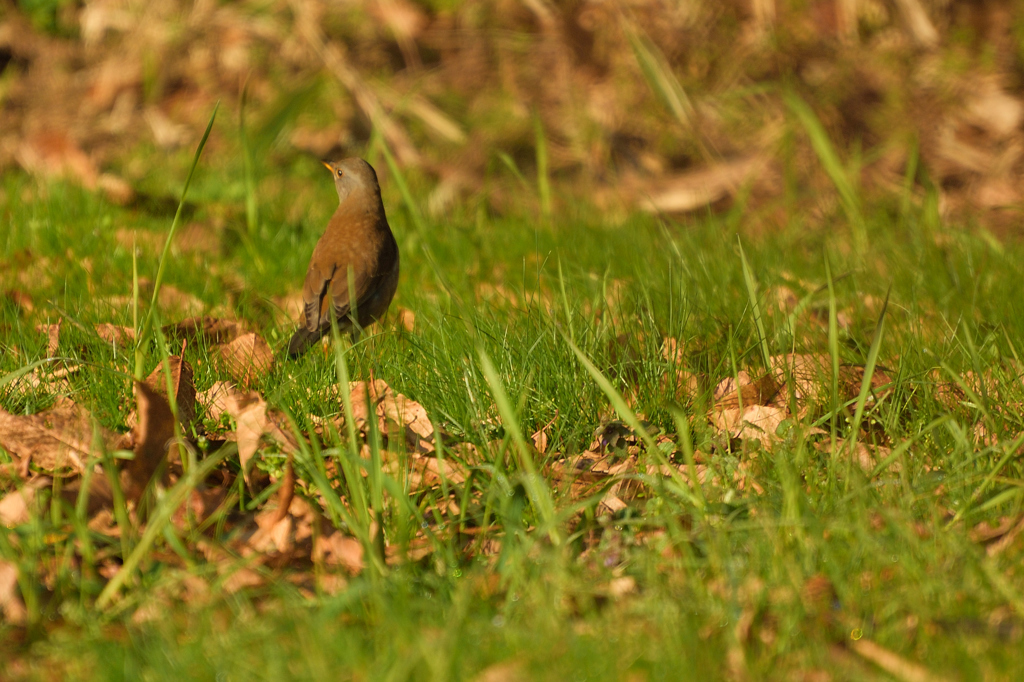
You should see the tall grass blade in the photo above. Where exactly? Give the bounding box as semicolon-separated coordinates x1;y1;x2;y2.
785;91;866;253
825;256;840;456
477;346;561;545
96;442;234;609
533;111;551;221
738;237;772;371
846;287;890;466
135;101;219;380
240;83;259;238
378;134;425;235
624;26;692;129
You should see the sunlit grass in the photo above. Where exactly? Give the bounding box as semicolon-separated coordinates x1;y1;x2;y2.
2;147;1024;679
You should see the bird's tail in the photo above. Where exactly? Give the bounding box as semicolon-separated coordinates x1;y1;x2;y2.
287;327;323;358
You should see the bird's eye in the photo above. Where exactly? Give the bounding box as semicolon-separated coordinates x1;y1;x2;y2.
337;170;344;178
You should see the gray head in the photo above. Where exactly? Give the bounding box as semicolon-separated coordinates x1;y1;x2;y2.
322;158;381;205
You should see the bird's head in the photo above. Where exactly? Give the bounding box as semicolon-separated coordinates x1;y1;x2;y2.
322;158;380;205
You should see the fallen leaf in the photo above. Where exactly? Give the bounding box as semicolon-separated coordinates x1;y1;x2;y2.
378;389;434;440
3;290;33;314
218;333;274;387
165;316;247;346
396;307;415;331
313;531;364;574
713;404;788;449
16;130;99;188
37;322;61;356
713;371;781;410
247;496;318;557
200;382;299;484
849;638;948;682
0;560;27;625
143;355;197;429
94;323;135;348
0;402;119;474
0;477;51;526
121;381;175;501
637;156;764;213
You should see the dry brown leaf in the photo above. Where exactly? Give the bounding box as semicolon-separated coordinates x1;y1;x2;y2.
0;477;51;527
142;355;197;429
313;531;365;574
37;322;61;356
378;390;433;440
713;371;781;410
346;379;434;446
396;307;416;332
174;222;223;255
713;404;788;449
396;454;469;490
3;289;33;315
973;515;1024;557
122;381;175;501
166;316;247;346
94;323;135;348
769;353;831;405
200;382;299;483
0;402;119;474
246;496;318;557
637;156;764;213
0;560;27;625
218;333;274;387
197;381;234;423
16;130;99;188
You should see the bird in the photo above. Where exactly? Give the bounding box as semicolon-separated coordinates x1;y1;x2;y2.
287;158;400;358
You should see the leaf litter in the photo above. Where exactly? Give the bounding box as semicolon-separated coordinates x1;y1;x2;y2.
0;313;1020;639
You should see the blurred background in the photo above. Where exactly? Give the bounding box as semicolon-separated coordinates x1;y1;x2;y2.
1;0;1023;236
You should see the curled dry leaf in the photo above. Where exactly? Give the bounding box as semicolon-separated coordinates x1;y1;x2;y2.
0;402;120;475
218;332;274;387
713;371;781;410
529;412;558;455
313;531;365;575
94;323;135;348
246;496;318;558
198;382;299;483
142;355;197;429
347;379;434;443
122;381;175;502
712;405;788;450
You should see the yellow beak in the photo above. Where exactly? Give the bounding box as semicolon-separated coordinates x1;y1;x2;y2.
321;161;333;172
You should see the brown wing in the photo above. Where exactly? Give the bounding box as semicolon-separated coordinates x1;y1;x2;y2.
299;213;382;333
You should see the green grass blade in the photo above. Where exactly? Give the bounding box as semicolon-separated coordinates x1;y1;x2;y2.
825;256;841;461
785;91;866;253
847;287;890;461
533;111;551;222
477;346;560;545
378;134;425;235
96;442;234;609
135;101;219;380
738;237;772;371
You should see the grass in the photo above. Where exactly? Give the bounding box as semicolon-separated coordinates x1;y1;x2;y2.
2;131;1024;679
